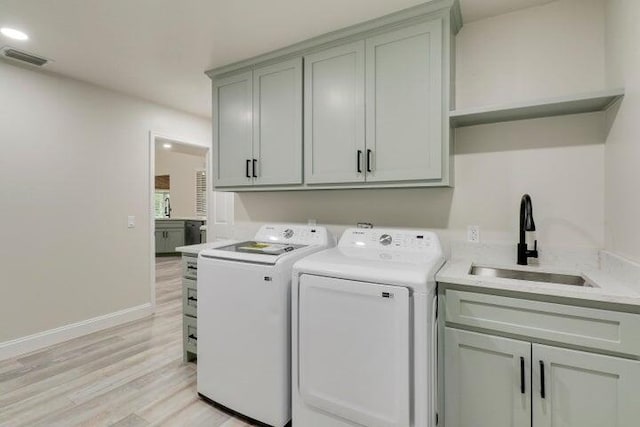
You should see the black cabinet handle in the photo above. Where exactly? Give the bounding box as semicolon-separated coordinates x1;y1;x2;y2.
187;266;197;270
245;159;251;178
188;296;197;302
540;360;546;399
366;149;373;173
252;159;258;178
357;150;363;173
188;334;197;341
520;357;525;394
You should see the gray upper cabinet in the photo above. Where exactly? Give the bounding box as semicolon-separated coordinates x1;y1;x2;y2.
213;71;253;187
253;58;303;186
365;21;443;182
304;41;365;184
208;0;460;191
213;59;303;188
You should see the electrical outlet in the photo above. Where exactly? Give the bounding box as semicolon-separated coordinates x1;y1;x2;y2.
128;216;136;228
307;219;317;226
467;225;480;243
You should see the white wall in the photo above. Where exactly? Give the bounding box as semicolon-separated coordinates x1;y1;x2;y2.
231;0;608;253
0;61;210;343
604;0;640;263
456;0;606;109
155;148;207;219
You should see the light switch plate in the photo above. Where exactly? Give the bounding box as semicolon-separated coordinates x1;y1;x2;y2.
128;216;136;228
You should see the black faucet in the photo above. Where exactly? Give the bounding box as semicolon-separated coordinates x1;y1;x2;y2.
164;196;172;219
517;194;538;265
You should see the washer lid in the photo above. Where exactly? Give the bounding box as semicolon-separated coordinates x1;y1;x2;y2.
200;241;307;265
294;247;444;289
293;228;445;290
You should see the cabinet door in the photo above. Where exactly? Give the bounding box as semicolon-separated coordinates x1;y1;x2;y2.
304;41;365;184
155;230;166;254
213;71;253;187
365;21;443;182
445;328;531;427
533;344;640;427
164;229;185;253
253;58;303;186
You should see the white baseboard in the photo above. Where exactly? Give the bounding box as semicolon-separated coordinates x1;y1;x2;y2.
0;303;153;361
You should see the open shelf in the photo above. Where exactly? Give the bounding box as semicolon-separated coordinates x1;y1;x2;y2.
449;88;625;128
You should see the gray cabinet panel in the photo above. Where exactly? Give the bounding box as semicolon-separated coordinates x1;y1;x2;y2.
155;220;185;254
253;58;303;185
164;229;185;253
365;21;443;182
154;230;166;254
304;41;365;184
533;344;640;427
213;71;253;187
445;328;531;427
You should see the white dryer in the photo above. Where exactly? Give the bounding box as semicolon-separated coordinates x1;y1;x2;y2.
292;228;445;427
197;224;335;427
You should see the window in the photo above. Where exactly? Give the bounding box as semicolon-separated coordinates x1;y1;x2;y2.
155;191;170;218
196;170;207;217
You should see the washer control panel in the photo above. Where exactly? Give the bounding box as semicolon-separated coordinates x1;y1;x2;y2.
254;224;332;246
339;228;440;252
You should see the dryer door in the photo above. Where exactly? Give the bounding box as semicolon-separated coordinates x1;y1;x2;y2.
298;274;410;427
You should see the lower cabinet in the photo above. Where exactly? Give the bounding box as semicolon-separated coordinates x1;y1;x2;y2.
156;220;186;254
445;328;530;427
182;254;198;362
532;344;640;427
445;327;640;427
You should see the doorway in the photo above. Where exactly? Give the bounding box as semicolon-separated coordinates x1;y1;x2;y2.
149;132;210;311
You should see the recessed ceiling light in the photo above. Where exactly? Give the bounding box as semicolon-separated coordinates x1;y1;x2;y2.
0;27;29;41
163;143;172;149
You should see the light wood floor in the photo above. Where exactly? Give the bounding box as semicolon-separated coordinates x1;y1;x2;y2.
0;256;255;427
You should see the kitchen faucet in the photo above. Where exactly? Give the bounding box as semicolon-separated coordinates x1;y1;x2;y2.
164;196;172;218
517;194;538;265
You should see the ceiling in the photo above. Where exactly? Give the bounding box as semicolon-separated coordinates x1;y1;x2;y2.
0;0;556;118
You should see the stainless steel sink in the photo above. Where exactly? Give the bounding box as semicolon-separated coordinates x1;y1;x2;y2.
469;266;589;287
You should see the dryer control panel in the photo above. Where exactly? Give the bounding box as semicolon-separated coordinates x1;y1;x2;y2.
339;228;441;252
254;224;333;246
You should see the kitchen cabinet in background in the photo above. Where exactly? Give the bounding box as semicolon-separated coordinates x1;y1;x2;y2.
155;220;185;254
156;220;205;254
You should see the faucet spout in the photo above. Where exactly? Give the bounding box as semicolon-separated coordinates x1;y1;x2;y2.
518;194;538;265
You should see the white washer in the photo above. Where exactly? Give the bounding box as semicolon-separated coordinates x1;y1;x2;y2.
197;224;335;427
292;228;444;427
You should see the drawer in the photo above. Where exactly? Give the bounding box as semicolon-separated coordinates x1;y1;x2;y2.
183;256;198;280
183;278;197;317
156;220;185;230
445;290;640;356
183;315;197;355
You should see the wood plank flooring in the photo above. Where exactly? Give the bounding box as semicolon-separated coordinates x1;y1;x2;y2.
0;256;255;427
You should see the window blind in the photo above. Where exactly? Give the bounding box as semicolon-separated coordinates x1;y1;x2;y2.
196;170;207;217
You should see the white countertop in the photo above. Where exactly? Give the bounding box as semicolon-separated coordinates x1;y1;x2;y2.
437;252;640;308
